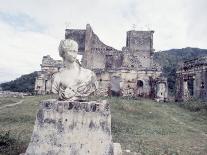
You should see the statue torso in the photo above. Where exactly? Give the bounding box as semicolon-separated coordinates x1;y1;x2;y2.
52;66;97;100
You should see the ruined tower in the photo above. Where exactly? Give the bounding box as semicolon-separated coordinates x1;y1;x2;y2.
126;31;154;68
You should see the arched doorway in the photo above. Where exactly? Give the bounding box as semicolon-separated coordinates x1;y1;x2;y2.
187;78;194;96
136;80;144;97
110;76;121;96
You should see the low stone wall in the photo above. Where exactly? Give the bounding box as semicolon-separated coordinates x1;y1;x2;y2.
25;99;122;155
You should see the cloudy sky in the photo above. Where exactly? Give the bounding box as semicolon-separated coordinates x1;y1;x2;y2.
0;0;207;83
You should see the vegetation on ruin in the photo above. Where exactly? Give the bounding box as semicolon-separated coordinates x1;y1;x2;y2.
0;95;207;155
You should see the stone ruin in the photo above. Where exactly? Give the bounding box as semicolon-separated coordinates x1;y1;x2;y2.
35;55;63;94
25;38;122;155
35;24;168;101
176;56;207;101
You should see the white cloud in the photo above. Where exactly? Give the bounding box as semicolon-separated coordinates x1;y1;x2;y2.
0;0;207;82
0;19;60;83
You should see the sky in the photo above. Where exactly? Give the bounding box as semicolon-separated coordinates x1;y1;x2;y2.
0;0;207;83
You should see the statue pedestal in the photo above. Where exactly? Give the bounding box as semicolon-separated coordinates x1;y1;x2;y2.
25;99;122;155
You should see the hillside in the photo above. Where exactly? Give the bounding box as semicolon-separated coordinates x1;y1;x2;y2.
1;47;207;94
0;72;37;93
154;47;207;70
154;47;207;94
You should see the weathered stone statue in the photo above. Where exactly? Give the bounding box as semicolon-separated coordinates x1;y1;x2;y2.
25;38;122;155
52;39;98;100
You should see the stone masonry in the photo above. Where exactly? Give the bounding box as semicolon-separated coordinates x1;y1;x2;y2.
35;24;168;101
35;55;63;95
25;100;122;155
176;57;207;101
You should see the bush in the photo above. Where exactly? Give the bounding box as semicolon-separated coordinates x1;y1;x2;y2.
177;100;207;112
0;131;27;155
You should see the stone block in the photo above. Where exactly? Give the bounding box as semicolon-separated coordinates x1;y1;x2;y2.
25;99;121;155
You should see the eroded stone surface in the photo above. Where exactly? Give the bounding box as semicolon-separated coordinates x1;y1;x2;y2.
52;39;98;101
25;100;121;155
34;24;168;100
176;57;207;101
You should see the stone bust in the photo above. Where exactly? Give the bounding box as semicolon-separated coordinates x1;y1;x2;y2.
52;39;98;100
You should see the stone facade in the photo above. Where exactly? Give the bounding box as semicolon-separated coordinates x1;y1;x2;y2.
35;24;167;101
176;57;207;101
35;55;63;94
25;100;122;155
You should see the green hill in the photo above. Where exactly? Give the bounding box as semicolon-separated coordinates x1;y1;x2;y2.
0;72;37;93
154;47;207;95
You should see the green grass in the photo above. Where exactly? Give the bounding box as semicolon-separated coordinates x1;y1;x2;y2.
0;95;207;155
111;98;207;155
0;97;21;107
0;95;54;155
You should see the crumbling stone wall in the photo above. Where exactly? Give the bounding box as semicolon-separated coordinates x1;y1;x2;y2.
176;57;207;101
95;68;166;100
35;55;63;94
125;31;154;68
35;25;168;101
65;29;86;54
65;24;122;70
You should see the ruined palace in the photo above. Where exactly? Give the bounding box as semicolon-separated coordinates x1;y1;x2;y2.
35;24;168;101
176;57;207;101
35;55;63;94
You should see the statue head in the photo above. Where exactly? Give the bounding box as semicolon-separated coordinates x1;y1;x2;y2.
59;39;78;63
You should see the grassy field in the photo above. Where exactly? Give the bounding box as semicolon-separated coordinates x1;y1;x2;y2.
0;95;207;155
0;97;21;107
